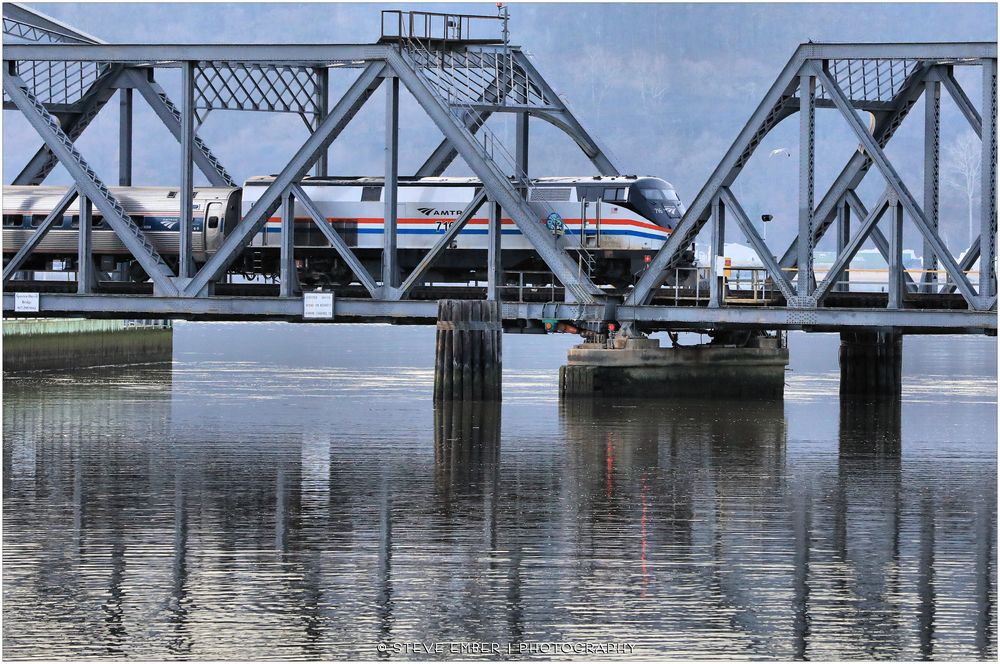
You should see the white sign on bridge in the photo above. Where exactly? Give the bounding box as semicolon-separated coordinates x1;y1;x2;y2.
303;292;334;319
14;293;39;313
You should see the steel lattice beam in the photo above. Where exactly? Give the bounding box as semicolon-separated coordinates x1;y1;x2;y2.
814;63;979;306
2;292;994;332
2;3;102;44
121;69;235;187
183;62;386;296
4;70;180;296
387;47;603;303
12;64;124;185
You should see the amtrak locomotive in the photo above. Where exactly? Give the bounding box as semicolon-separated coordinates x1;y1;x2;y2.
3;175;688;287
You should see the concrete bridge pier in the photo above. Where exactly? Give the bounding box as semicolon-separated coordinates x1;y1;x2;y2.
433;300;502;401
839;330;903;398
560;332;789;399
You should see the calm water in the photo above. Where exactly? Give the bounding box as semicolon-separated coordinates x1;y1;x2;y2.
3;324;997;660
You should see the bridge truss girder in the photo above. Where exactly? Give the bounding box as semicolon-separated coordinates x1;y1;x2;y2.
2;5;995;332
3;6;619;306
625;42;998;319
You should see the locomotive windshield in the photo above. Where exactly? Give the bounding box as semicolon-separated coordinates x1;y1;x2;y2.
627;178;684;228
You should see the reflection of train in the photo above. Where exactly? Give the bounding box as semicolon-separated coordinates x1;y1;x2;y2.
3;175;689;286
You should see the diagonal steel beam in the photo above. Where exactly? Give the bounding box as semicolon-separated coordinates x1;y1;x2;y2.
3;3;103;44
779;64;932;270
290;184;379;297
940;67;983;137
815;63;979;306
942;237;981;294
719;187;795;300
625;48;806;306
4;71;179;295
396;189;488;298
122;69;235;187
843;190;918;292
12;64;124;185
387;48;601;303
814;191;892;303
1;187;78;283
184;62;385;296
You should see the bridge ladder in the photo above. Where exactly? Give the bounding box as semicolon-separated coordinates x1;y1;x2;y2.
394;40;601;303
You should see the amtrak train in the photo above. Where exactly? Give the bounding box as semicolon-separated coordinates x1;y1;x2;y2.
3;175;688;287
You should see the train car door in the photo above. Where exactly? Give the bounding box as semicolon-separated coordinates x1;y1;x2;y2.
205;202;223;251
580;199;601;248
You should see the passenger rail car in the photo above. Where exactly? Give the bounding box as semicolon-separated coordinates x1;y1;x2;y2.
3;176;690;287
2;186;241;276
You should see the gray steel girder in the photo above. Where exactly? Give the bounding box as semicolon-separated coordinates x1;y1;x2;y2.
12;64;124;185
624;49;805;306
842;190;918;292
290;184;379;297
2;43;391;65
779;64;931;271
3;293;995;332
182;62;386;296
397;190;488;298
814;64;980;306
718;188;796;300
386;48;602;303
3;71;180;296
120;69;235;187
813;191;892;303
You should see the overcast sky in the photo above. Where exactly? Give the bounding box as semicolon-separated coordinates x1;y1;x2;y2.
4;2;997;254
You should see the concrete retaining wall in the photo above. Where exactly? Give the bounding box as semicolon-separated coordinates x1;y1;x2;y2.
3;319;173;372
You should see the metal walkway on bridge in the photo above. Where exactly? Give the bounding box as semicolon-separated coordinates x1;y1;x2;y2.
1;5;996;334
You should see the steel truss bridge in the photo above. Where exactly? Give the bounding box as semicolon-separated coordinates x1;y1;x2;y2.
1;4;996;334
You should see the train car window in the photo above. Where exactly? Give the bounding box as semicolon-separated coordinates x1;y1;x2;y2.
30;214;48;227
640;188;667;201
603;188;618;201
362;186;382;202
207;215;220;229
167;191;178;199
3;214;23;227
92;216;105;229
130;215;144;227
69;215;80;229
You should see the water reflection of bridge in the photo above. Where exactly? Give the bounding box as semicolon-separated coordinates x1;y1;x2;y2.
3;373;993;658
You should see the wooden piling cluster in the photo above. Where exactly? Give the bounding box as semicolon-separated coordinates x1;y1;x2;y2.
839;330;903;397
433;300;502;401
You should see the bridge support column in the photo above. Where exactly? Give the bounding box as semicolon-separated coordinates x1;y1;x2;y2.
839;330;902;398
434;300;502;401
560;334;788;399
